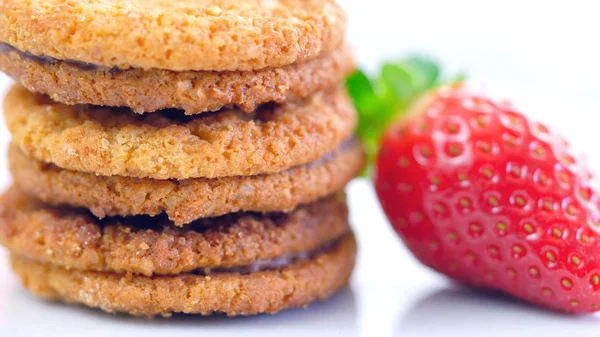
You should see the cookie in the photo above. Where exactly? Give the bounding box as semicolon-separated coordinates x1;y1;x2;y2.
10;232;355;317
5;84;356;179
9;139;364;225
0;43;354;114
0;0;345;72
0;187;350;276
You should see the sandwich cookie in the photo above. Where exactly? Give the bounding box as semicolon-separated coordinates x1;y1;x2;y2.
5;85;356;179
0;188;350;276
10;233;356;317
0;0;346;71
9;139;364;225
0;43;354;114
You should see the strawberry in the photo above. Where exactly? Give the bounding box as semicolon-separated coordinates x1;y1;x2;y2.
348;61;600;313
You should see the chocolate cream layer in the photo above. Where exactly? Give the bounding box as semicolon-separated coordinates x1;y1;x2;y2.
196;236;346;276
0;42;101;70
0;42;123;70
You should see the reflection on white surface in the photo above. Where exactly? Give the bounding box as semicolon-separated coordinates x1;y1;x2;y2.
0;276;357;337
398;287;600;337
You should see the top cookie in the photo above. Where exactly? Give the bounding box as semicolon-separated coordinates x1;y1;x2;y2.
0;0;346;71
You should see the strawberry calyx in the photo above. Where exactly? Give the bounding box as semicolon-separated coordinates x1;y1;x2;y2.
346;57;464;173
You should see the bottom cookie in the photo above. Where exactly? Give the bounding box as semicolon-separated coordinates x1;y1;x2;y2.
10;233;356;317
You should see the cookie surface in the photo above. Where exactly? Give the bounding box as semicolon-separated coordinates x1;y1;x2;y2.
10;139;363;225
5;85;356;179
0;43;354;114
0;187;349;276
0;0;345;71
10;233;356;317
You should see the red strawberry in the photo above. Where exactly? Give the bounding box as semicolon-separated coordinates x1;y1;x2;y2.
375;85;600;313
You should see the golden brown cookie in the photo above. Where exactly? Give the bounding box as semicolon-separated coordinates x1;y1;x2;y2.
10;233;356;317
0;43;354;114
5;84;356;179
0;187;350;276
9;139;364;225
0;0;345;71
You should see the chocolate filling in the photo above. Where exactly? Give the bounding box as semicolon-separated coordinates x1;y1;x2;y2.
35;136;358;183
304;136;358;169
0;42;112;71
193;236;345;276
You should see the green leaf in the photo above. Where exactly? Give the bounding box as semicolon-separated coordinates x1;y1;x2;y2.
346;70;377;114
402;56;440;92
380;63;414;107
346;71;377;140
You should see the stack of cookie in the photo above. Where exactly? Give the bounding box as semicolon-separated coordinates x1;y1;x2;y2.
0;0;363;316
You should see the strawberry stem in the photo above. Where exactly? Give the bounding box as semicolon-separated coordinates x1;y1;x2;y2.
346;56;464;175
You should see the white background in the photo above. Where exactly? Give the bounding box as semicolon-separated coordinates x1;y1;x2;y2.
1;1;600;336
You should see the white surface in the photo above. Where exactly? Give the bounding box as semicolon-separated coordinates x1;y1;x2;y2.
1;1;600;336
